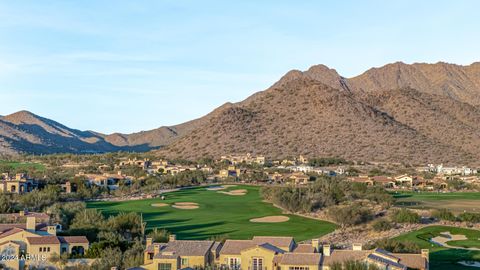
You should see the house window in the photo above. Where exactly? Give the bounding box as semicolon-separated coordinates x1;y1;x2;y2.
252;258;263;270
289;267;309;270
158;263;172;270
181;258;189;265
229;258;240;269
47;247;51;252
38;247;42;252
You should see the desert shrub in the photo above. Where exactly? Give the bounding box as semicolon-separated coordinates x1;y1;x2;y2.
368;238;420;253
328;204;373;226
458;212;480;223
431;209;457;221
372;219;394;231
391;208;420;224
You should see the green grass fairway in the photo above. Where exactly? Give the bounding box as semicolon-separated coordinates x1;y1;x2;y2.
394;192;480;213
394;226;480;269
0;160;45;171
88;185;336;241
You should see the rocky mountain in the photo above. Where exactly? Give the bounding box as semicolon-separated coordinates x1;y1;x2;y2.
157;61;480;165
2;61;480;165
0;111;166;155
351;62;480;105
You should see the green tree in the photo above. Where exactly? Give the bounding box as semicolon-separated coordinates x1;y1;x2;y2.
91;247;122;270
0;193;12;213
147;228;170;243
122;240;145;269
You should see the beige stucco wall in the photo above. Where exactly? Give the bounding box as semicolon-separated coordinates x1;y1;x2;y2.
0;230;40;250
179;255;208;268
151;258;180;270
279;263;320;270
27;243;61;259
240;247;276;270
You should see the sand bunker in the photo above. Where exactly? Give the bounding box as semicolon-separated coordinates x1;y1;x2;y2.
218;189;247;196
207;185;238;191
250;215;290;223
172;202;199;209
206;186;226;191
151;203;168;207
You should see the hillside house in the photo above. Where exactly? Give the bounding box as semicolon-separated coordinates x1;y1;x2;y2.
370;176;396;188
119;158;151;169
0;216;88;270
394;175;413;188
221;153;266;166
287;172;310;185
219;166;241;179
0;210;50;224
77;172;132;190
0;173;38;194
267;172;286;182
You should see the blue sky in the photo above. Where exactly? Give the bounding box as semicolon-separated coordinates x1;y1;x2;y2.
1;1;479;133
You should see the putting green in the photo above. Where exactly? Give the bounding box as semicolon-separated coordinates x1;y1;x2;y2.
394;226;480;269
88;185;336;241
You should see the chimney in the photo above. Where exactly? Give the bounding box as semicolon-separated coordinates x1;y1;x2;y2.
47;225;57;235
65;182;72;193
322;244;331;257
169;234;176;242
153;244;160;255
146;238;153;247
421;249;429;262
26;216;36;231
352;243;362;251
311;239;320;252
19;210;25;217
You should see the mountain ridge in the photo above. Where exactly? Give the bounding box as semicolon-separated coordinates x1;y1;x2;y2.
2;61;480;165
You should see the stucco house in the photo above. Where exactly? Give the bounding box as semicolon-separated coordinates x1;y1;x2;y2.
135;235;428;270
0;216;89;270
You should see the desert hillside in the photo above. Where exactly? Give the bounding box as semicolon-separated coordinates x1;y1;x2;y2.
158;76;478;164
2;61;480;165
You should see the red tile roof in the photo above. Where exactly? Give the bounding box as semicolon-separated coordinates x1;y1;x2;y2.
58;236;89;244
26;236;60;245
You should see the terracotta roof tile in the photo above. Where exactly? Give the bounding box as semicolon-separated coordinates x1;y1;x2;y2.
396;254;427;269
293;244;316;253
322;250;371;266
58;236;89;244
220;240;256;255
0;227;25;239
149;240;214;257
252;236;294;248
279;253;322;265
26;236;60;245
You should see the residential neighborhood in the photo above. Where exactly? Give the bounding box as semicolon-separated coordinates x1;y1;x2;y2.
138;235;428;270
